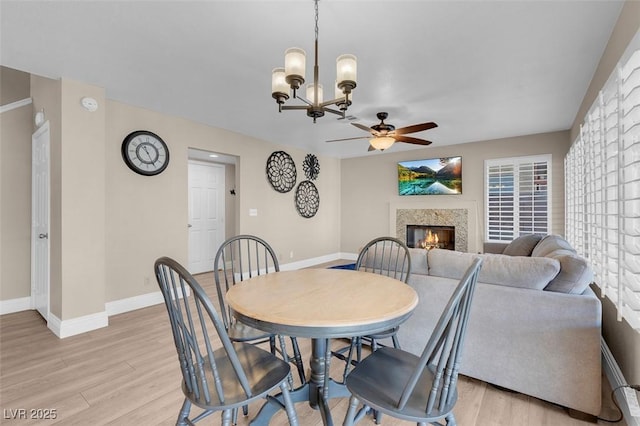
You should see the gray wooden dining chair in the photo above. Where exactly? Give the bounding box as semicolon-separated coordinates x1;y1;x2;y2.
342;257;483;426
213;235;306;387
334;236;412;385
154;257;299;426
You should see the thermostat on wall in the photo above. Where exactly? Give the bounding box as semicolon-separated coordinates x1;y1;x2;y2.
81;96;98;112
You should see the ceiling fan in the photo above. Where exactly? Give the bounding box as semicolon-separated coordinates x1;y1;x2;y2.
326;112;438;151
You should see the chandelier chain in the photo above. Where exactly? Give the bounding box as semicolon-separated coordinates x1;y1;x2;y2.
314;0;319;42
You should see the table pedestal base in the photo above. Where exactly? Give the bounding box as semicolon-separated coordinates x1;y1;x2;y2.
250;339;351;426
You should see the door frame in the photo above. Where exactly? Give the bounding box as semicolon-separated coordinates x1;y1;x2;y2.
31;120;51;320
188;160;226;274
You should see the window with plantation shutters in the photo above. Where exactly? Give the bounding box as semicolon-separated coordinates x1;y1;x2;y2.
485;155;551;242
565;45;640;330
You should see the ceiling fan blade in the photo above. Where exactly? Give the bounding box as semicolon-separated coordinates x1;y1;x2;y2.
351;122;374;132
351;122;381;136
326;136;370;143
393;122;438;135
394;135;433;145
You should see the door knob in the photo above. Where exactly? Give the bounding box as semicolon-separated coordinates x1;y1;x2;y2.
38;233;48;239
188;224;193;228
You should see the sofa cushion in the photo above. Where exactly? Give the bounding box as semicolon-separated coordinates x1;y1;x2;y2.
503;234;545;256
428;248;560;290
428;249;479;280
408;248;429;275
531;234;575;257
543;250;594;294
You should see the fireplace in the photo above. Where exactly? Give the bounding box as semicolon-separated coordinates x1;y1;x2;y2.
406;225;455;250
392;204;476;252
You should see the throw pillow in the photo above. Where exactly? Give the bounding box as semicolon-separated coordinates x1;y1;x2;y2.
502;234;545;256
543;250;594;294
531;234;575;257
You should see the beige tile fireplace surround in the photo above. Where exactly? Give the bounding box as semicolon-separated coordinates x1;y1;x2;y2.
390;200;480;253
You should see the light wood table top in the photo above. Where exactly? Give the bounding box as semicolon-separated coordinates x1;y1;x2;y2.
226;268;418;339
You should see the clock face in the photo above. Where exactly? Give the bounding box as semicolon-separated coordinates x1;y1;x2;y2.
121;131;170;176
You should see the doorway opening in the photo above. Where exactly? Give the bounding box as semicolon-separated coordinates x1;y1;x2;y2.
187;148;238;274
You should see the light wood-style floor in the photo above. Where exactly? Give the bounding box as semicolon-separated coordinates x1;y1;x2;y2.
0;268;625;425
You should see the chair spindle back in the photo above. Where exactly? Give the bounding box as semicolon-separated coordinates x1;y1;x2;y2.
214;235;280;330
356;236;412;283
397;257;483;413
155;257;252;405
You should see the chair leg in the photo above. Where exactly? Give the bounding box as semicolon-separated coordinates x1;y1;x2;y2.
279;382;299;426
342;395;360;426
278;335;295;389
392;333;401;349
269;335;276;354
290;337;306;384
445;413;457;425
176;398;191;425
342;337;357;382
221;409;232;426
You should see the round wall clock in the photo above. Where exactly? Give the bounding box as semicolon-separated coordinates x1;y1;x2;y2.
121;130;170;176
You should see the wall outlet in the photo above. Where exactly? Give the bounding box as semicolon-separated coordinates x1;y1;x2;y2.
289;251;294;259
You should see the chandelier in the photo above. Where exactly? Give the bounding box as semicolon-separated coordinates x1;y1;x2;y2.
271;0;357;123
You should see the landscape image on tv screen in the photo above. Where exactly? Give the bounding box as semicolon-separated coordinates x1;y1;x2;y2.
397;156;462;195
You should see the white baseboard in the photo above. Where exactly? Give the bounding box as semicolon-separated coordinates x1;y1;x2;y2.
1;252;356;335
47;311;108;338
602;337;640;426
0;296;32;315
280;252;358;271
105;291;164;316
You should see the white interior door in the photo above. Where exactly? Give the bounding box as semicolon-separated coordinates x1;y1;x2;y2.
31;121;50;320
188;161;225;274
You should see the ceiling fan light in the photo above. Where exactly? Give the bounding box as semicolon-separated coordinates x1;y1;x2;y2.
370;136;395;151
306;83;323;104
284;47;306;90
336;54;357;93
271;68;290;101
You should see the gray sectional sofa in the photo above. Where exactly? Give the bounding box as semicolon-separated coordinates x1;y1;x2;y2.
396;234;602;416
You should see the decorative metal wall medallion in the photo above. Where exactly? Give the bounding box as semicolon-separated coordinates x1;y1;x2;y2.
295;180;320;218
266;151;297;193
303;154;320;180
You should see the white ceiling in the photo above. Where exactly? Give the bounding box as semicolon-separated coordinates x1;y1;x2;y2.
0;1;624;159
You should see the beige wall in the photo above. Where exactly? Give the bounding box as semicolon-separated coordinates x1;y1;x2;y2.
59;79;106;320
105;100;341;302
569;1;640;386
340;131;570;254
0;67;31;300
1;72;341;314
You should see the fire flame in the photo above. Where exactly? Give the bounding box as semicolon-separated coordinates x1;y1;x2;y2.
420;230;439;249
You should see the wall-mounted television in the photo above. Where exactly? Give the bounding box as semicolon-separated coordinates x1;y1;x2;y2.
397;156;462;195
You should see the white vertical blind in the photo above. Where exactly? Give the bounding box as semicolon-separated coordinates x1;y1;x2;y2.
566;48;640;330
486;155;551;242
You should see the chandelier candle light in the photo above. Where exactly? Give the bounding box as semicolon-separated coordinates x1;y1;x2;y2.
271;0;357;123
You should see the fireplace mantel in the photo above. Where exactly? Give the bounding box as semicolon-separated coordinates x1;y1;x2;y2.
389;200;480;253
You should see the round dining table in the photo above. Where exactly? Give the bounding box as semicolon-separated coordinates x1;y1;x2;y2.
226;268;418;426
